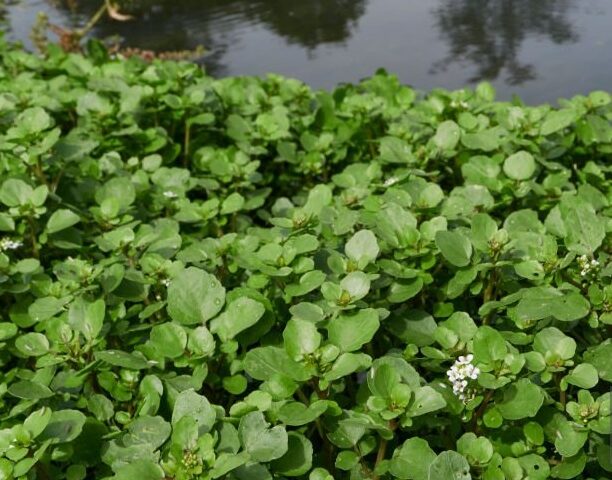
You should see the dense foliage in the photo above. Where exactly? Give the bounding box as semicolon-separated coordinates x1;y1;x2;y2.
0;37;611;480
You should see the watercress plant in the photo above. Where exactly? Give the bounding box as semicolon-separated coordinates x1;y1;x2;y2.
0;37;610;480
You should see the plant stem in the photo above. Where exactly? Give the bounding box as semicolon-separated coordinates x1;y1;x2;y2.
471;389;494;434
372;438;387;480
183;122;191;166
28;216;39;258
482;265;498;324
77;1;108;37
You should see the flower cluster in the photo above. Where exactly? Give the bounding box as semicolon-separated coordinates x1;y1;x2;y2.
578;255;599;277
447;354;480;401
0;238;22;252
163;191;178;199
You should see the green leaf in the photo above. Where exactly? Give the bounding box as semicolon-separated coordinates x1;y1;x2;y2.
167;267;226;325
8;380;54;399
28;296;69;322
68;297;105;341
211;453;248;478
436;230;472;267
286;271;326;297
0;212;15;231
283;318;321;360
345;230;380;268
340;271;371;301
408;386;446;416
239;411;288;462
335;450;359;471
503;151;536;180
498;379;544;420
221;192;245;215
473;326;507;364
277;401;329;426
328;308;380;352
111;460;164;480
94;350;149;370
432;120;461;151
124;416;171;449
15;332;49;357
46;209;81;234
583;342;612;382
540;109;576;136
427;451;471;480
0;179;33;207
172;389;216;435
533;327;576;360
0;322;18;341
24;407;52;438
516;287;590;322
461;129;500;152
559;196;605;254
554;419;588;457
149;322;187;358
390;437;436;480
244;346;310;381
270;432;313;476
565;363;599;389
210;297;265;341
551;452;587;479
470;213;497;251
457;433;494;465
39;410;86;443
387;309;437;347
388;278;423;303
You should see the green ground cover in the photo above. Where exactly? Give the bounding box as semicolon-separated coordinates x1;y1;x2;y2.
0;38;611;479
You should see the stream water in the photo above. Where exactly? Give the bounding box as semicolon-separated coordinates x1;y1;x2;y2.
2;0;611;103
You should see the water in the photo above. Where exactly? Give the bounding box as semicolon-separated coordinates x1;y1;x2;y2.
2;0;611;103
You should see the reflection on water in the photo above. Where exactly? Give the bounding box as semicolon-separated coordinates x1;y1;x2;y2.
432;0;578;85
2;0;611;102
28;0;367;76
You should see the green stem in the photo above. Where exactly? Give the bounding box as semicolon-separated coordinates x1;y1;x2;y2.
183;122;191;166
28;216;39;258
471;389;494;434
372;438;387;480
77;1;108;37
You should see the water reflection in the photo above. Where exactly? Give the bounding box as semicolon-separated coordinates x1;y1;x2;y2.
431;0;578;84
3;0;611;101
56;0;366;73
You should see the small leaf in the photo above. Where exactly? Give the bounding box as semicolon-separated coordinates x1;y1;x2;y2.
427;451;471;480
211;297;265;341
432;120;461;151
390;437;437;480
503;151;536;180
149;322;187;358
167;267;226;325
498;379;544;420
328;308;380;352
345;230;380;268
8;380;54;399
436;230;472;267
172;389;216;435
239;411;288;462
46;209;81;234
15;332;49;357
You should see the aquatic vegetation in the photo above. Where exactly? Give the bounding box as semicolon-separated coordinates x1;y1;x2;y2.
0;38;610;479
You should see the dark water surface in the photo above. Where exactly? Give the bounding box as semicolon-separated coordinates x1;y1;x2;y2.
2;0;611;103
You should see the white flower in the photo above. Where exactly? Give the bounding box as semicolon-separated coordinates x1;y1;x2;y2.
161;278;171;287
577;255;600;278
163;191;178;199
446;354;480;402
0;238;22;251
